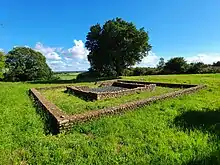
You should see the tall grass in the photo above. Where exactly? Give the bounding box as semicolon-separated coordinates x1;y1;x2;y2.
0;74;220;164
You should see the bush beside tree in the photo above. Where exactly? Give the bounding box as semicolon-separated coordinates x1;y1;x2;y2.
163;57;188;74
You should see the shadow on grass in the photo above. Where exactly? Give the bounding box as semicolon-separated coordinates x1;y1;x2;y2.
29;77;121;84
28;90;59;135
186;153;220;165
174;109;220;134
174;109;220;165
31;100;59;135
29;79;77;84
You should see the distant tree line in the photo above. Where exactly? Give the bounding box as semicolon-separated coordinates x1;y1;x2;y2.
121;57;220;76
1;18;219;82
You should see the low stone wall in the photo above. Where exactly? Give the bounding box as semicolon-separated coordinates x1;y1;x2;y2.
97;84;156;100
118;80;197;88
112;81;146;88
66;84;156;101
29;88;67;134
29;81;206;134
98;80;116;87
59;84;206;131
66;86;98;101
36;85;67;91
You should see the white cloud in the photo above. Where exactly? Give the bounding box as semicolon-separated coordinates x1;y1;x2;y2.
64;57;72;61
35;42;62;60
186;53;220;64
34;40;89;61
48;60;64;65
136;51;160;67
14;39;220;71
136;52;220;68
65;40;89;60
0;48;4;52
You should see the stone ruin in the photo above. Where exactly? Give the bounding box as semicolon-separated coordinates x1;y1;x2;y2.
66;80;156;101
29;80;206;134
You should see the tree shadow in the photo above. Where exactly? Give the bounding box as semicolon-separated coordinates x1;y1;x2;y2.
186;153;220;165
174;109;220;165
29;77;121;84
30;97;59;135
174;109;220;134
29;79;78;84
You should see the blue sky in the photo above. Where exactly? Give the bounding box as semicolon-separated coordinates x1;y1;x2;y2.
1;0;220;71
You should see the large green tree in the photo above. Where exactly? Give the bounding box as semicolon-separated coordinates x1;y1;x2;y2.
0;51;5;79
5;47;52;81
85;18;151;76
164;57;188;74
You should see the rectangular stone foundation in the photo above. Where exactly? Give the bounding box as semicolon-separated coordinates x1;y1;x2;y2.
29;80;206;134
66;81;156;101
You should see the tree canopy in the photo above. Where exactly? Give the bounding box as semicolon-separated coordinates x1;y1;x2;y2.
157;57;165;70
213;61;220;66
188;62;205;74
5;47;52;81
85;18;151;76
0;51;5;79
164;57;188;74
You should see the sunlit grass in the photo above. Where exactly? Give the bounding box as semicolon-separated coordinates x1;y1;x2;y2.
0;74;220;164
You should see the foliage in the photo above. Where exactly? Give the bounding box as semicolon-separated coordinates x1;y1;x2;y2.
86;18;151;76
187;62;206;74
164;57;188;74
120;58;220;76
76;70;101;81
132;67;147;76
213;61;220;66
1;74;220;164
157;57;165;70
122;67;159;76
0;51;5;79
4;47;52;81
76;70;120;82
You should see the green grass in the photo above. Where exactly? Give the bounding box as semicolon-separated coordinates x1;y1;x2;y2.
1;74;220;164
41;87;178;115
56;72;80;80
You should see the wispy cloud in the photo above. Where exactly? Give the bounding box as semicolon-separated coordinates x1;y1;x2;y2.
186;53;220;64
136;52;220;68
35;42;62;60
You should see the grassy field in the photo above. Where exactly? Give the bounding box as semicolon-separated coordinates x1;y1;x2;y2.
41;87;178;115
1;74;220;164
55;72;80;80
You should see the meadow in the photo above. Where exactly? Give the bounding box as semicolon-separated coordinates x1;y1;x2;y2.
1;74;220;164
